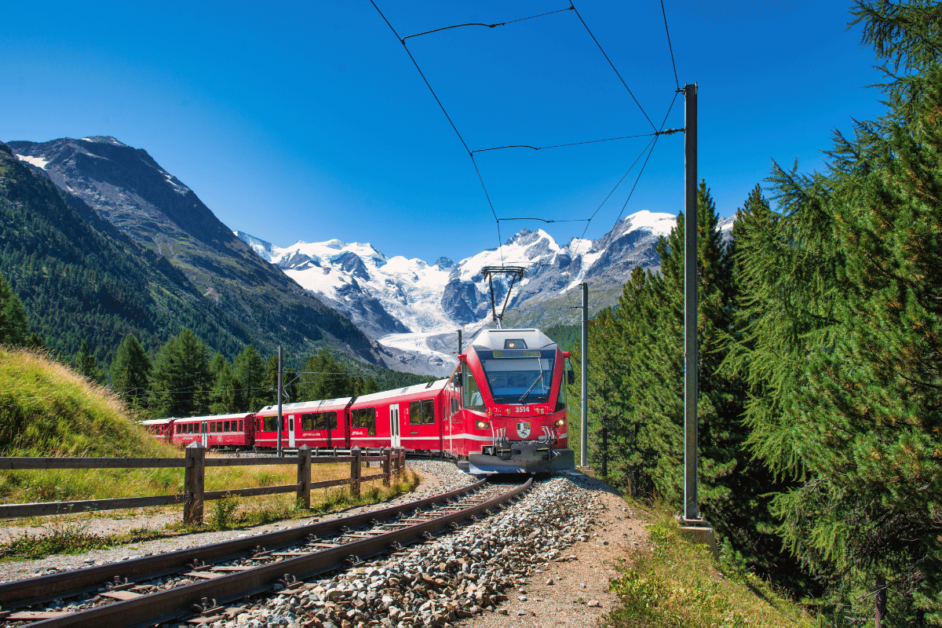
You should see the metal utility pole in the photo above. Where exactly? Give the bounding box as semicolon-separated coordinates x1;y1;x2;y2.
580;282;588;469
277;345;283;457
683;83;699;521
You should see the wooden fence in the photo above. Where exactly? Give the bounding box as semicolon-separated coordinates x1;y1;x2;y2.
0;444;406;525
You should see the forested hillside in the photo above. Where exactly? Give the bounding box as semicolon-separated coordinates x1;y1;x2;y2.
570;2;942;623
0;142;253;361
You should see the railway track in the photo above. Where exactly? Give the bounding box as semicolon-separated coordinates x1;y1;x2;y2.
1;478;531;627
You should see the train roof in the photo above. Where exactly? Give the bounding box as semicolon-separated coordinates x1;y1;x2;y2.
468;328;557;351
353;379;448;404
142;413;255;425
258;397;353;414
174;412;255;422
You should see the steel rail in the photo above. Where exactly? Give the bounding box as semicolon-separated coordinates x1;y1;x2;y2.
24;479;531;627
0;479;487;608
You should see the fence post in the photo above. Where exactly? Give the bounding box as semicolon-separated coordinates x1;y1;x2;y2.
184;442;205;525
297;445;311;510
350;447;361;499
383;448;391;487
398;449;405;479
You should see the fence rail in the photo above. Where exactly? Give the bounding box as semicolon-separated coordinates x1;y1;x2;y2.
0;445;406;525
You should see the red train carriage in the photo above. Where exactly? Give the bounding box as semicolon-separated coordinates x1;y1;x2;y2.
443;328;575;474
349;381;448;453
140;418;173;443
255;397;353;450
163;413;255;448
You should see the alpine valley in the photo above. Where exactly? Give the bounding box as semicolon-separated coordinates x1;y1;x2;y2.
5;135;732;377
236;215;733;376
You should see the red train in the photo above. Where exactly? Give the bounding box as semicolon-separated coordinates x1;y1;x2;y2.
143;328;575;474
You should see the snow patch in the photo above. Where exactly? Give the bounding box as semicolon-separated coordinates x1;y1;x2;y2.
14;154;50;170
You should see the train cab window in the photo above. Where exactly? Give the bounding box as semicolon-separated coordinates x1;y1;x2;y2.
352;408;376;436
263;416;277;432
463;371;486;412
556;368;568;411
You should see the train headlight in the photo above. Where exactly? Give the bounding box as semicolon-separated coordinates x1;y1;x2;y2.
475;420;489;430
555;419;565;427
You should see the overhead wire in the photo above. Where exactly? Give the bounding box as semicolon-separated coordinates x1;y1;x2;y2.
471;131;659;155
369;0;682;308
402;6;573;41
568;0;657;132
660;0;680;91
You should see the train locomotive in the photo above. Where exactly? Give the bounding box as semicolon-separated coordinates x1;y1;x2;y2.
144;328;575;475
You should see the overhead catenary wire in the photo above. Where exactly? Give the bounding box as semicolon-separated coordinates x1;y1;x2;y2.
569;0;657;132
369;0;504;263
402;6;573;41
660;0;680;90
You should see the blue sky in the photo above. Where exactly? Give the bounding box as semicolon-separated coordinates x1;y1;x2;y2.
3;1;887;263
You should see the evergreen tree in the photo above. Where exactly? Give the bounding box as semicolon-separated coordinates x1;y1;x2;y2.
75;340;102;382
233;345;265;411
110;333;151;410
298;350;354;401
0;270;28;347
149;329;212;417
729;2;942;618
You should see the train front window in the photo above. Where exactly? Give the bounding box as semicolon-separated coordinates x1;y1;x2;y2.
479;350;555;405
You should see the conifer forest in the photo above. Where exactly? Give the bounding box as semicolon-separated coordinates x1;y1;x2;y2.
566;2;942;623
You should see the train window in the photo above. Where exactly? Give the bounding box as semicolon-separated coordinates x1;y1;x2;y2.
408;401;422;425
239;421;243;432
556;368;568;411
410;400;435;424
463;371;486;411
352;407;376;436
301;414;315;431
316;412;338;430
263;416;278;432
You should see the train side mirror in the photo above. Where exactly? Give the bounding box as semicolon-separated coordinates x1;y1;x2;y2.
453;370;463;387
567;370;575;385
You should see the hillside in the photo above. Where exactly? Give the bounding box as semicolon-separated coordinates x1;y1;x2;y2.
5;137;384;366
0;347;171;458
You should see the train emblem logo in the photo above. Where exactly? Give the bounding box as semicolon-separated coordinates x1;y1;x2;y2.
517;422;531;438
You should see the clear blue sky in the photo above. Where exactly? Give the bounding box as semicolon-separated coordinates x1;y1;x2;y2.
2;1;887;263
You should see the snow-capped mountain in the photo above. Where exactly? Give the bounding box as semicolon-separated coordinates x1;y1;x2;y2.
236;209;732;374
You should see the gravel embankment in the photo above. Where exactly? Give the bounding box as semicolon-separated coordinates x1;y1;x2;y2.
0;460;474;584
2;462;646;628
195;472;635;628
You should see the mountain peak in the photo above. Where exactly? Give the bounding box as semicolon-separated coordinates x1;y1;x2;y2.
79;136;128;147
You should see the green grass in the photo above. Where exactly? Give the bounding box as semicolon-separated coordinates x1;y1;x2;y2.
0;468;422;560
0;348;425;560
605;502;813;628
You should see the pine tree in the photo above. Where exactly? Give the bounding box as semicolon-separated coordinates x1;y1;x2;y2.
233;345;265;411
75;340;102;382
729;2;942;617
110;333;151;410
0;270;28;347
298;350;353;401
149;329;212;417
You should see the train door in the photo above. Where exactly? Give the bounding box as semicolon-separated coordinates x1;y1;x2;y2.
201;421;208;448
288;414;296;448
390;405;401;448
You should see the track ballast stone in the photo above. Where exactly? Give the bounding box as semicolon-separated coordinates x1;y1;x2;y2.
208;475;602;628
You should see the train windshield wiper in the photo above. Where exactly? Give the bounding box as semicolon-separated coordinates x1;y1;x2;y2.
518;372;544;404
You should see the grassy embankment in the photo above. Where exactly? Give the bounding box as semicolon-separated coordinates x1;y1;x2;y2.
605;501;813;628
0;348;419;559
